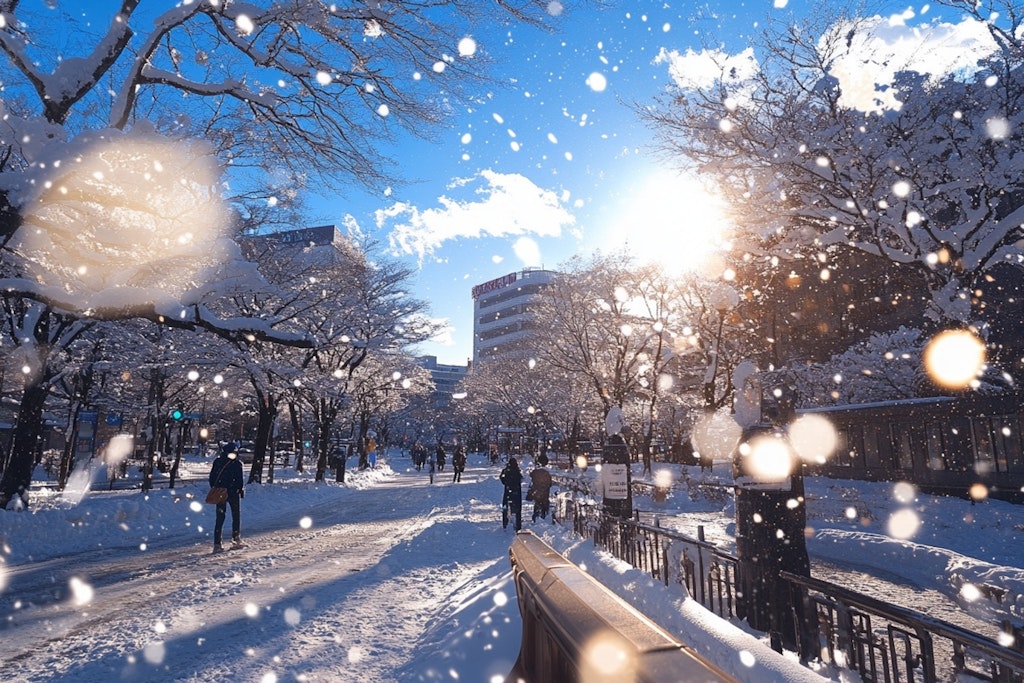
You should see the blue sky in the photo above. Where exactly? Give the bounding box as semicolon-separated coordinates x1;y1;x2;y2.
303;1;990;365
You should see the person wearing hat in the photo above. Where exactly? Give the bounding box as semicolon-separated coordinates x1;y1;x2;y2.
209;441;245;552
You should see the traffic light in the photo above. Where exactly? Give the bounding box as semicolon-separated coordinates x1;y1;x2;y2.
170;408;184;421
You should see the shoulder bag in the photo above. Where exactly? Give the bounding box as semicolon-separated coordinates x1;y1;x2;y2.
206;460;230;504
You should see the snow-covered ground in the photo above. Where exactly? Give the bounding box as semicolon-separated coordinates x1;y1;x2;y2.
1;450;1022;682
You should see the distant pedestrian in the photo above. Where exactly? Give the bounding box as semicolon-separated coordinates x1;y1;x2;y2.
412;442;426;471
209;442;245;553
367;435;378;469
436;444;447;472
452;444;467;483
427;446;436;484
500;457;523;531
528;454;553;523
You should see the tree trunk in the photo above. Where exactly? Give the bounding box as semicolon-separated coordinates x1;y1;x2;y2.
57;405;81;490
168;421;186;489
142;368;166;492
288;400;304;473
312;397;338;482
249;393;276;485
0;379;48;509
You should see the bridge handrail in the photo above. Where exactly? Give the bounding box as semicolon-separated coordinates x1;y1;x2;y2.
565;494;1024;683
782;570;1024;676
507;530;737;683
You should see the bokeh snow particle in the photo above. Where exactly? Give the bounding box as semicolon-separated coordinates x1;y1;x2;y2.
893;481;917;504
458;37;477;57
987;117;1011;139
586;72;607;92
924;329;985;390
235;15;255;36
143;641;166;665
69;576;94;605
887;509;921;540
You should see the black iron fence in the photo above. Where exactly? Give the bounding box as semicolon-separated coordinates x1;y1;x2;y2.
562;492;1024;683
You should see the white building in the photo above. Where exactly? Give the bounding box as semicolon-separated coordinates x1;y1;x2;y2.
472;268;557;364
416;355;469;407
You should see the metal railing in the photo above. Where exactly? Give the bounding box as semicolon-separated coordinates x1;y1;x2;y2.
562;493;1024;683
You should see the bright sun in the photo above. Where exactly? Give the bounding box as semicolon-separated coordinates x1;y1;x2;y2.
602;168;731;276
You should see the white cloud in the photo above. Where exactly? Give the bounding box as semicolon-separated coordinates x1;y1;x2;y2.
376;169;575;263
512;236;542;267
426;316;455;347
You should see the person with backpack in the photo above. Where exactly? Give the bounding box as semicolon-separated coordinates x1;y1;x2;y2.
209;442;245;553
528;454;554;523
452;444;467;483
499;457;523;531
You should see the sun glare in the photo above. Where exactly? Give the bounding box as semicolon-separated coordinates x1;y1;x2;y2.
603;169;730;276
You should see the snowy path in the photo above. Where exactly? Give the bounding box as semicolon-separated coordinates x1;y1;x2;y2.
0;462;522;683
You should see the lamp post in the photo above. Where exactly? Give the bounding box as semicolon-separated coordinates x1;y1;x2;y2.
732;384;812;654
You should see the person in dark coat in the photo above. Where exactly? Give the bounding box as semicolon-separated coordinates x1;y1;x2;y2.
528;454;553;522
209;442;245;552
499;457;523;531
436;443;447;471
452;444;467;483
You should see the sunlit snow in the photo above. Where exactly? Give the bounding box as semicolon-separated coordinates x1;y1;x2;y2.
4;448;1024;682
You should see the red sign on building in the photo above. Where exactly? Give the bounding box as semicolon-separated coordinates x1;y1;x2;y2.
471;272;517;299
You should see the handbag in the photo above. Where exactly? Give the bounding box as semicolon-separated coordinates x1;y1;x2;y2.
206;486;228;504
206;458;231;504
525;486;535;502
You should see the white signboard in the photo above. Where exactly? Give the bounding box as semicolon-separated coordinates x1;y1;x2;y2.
602;463;629;500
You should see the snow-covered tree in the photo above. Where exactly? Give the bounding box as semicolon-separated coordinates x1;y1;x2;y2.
0;1;560;507
642;6;1024;349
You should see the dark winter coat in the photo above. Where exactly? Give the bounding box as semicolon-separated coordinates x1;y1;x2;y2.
529;467;553;503
453;447;467;471
209;454;244;494
500;461;523;506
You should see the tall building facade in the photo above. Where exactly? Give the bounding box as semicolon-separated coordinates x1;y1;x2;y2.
472;268;557;364
416;355;469;407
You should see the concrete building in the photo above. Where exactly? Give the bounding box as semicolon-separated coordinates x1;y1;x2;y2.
471;268;557;364
241;224;343;248
416;355;469;407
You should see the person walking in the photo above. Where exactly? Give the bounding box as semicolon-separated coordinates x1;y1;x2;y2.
427;445;437;484
499;457;523;531
528;454;554;523
435;443;447;472
452;443;467;483
209;442;245;553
